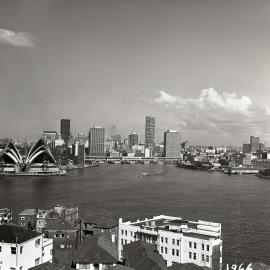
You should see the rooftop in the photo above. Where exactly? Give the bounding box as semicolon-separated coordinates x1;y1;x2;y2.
123;241;167;270
29;262;73;270
0;224;41;244
82;215;118;229
18;209;37;216
107;266;135;270
73;236;118;264
168;263;208;270
45;220;76;231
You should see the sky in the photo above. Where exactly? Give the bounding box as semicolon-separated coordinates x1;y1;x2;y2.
1;0;270;145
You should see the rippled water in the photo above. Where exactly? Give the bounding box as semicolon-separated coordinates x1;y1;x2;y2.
1;164;270;265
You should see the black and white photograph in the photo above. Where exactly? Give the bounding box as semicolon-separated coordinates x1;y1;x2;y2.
0;0;270;270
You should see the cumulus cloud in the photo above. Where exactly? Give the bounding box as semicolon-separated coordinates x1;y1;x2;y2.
149;88;270;144
0;28;35;48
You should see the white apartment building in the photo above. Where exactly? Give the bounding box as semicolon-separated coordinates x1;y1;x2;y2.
0;224;53;270
118;215;222;270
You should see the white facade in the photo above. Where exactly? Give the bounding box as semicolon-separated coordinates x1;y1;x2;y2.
0;235;53;270
75;262;117;270
118;215;222;269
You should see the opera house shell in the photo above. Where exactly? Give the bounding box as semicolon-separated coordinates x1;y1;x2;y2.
0;138;61;175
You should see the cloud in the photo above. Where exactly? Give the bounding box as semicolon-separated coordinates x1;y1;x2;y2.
0;28;35;48
149;88;270;144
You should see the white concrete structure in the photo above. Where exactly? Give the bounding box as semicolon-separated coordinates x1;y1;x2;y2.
0;224;53;270
118;215;222;270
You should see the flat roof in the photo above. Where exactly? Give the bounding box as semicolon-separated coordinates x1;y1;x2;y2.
18;209;36;216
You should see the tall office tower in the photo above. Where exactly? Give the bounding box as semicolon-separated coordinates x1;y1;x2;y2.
88;127;105;157
128;133;138;148
60;119;71;143
250;136;260;153
163;130;181;158
77;143;85;165
242;143;251;154
145;115;155;147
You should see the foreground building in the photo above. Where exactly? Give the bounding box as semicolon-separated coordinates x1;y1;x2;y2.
0;138;61;175
72;236;119;270
0;224;53;269
118;215;222;269
163;130;181;158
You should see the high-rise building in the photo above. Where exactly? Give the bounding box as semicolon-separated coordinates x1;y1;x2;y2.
163;130;181;158
242;143;251;154
145;115;155;148
60;119;71;143
77;143;85;165
89;127;105;157
250;136;260;153
128;133;138;147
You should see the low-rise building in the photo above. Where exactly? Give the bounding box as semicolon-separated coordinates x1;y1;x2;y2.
123;241;167;270
72;236;119;270
0;224;53;269
118;215;222;270
18;208;37;230
29;262;73;270
0;208;12;224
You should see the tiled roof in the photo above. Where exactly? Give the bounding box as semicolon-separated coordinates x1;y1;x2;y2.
0;224;40;244
73;236;118;264
123;241;167;270
45;220;76;231
29;262;73;270
168;263;208;270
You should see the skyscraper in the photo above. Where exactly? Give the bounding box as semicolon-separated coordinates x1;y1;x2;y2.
60;119;70;143
88;127;105;157
145;115;155;148
250;136;260;153
163;130;181;158
128;133;138;148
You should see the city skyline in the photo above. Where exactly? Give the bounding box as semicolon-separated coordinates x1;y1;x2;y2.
1;0;270;145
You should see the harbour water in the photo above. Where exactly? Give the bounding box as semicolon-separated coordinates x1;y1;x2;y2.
0;164;269;265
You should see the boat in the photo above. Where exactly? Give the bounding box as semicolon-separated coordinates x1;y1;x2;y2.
138;172;150;178
255;169;270;179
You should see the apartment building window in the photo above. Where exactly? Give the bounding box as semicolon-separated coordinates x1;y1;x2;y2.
172;249;175;256
130;231;133;237
165;247;167;254
172;239;175;245
11;247;16;254
176;250;179;256
193;253;196;260
125;240;127;245
202;244;205;250
161;237;164;243
206;255;209;262
194;243;197;249
20;246;23;254
165;237;168;244
55;234;59;238
207;245;209;251
0;246;2;252
35;258;40;266
67;234;70;238
20;267;23;270
189;241;192;248
125;230;127;236
177;240;180;246
121;239;123;245
121;230;124;235
202;255;205;261
161;247;163;253
189;252;192;259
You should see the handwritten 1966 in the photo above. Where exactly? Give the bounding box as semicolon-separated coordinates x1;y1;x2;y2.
225;263;252;270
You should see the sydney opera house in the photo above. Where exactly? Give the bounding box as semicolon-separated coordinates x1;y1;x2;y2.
0;138;62;175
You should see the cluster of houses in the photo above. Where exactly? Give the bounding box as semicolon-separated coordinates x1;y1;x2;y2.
0;205;265;270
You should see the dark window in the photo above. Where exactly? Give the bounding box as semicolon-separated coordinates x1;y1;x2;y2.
189;241;192;248
193;253;196;260
11;247;16;254
189;252;192;259
207;245;210;251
